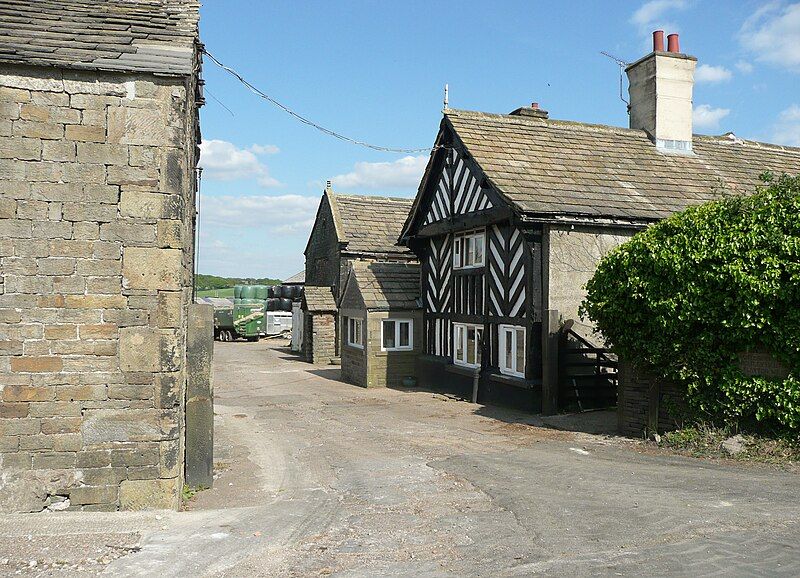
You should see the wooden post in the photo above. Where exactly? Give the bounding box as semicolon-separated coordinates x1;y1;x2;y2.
541;309;560;415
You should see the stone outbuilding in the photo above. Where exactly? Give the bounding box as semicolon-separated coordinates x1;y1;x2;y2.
302;185;417;359
339;261;422;388
0;1;204;512
301;286;337;365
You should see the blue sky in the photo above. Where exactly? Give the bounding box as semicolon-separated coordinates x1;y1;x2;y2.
197;0;800;279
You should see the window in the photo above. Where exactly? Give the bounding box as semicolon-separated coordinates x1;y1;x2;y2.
499;325;526;378
453;323;483;368
453;230;485;269
347;316;363;348
381;319;413;351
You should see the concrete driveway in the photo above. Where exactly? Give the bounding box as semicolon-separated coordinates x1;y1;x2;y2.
2;340;798;576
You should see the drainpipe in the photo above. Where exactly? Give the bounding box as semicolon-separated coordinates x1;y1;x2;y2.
471;366;481;404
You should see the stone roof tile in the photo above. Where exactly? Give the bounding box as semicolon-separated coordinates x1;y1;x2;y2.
349;261;420;311
303;286;337;313
331;193;414;255
0;0;200;75
444;109;800;221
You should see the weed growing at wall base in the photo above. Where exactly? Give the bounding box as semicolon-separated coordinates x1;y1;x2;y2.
581;173;800;438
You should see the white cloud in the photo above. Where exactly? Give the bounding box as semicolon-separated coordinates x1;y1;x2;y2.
630;0;686;32
249;144;280;155
735;60;754;74
201;193;319;233
331;155;427;191
694;64;733;83
199;139;280;187
772;104;800;146
779;104;800;122
693;104;731;130
740;2;800;72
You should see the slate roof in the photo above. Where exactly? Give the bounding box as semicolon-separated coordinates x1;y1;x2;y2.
283;271;305;285
330;192;414;255
349;261;421;311
0;0;200;76
303;286;337;313
440;109;800;223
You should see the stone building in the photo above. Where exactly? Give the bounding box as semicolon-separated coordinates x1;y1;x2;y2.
301;286;337;365
0;1;203;512
339;261;422;388
302;186;416;360
398;32;800;415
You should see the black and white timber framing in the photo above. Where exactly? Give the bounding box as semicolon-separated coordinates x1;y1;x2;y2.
400;120;542;393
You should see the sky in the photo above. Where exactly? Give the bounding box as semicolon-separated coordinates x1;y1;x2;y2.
197;0;800;279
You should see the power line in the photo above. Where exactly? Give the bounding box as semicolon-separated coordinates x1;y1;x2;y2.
202;49;437;155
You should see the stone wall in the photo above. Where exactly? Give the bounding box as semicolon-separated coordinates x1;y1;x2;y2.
546;225;634;341
307;313;336;365
364;310;422;388
0;64;198;512
304;195;341;297
340;310;366;387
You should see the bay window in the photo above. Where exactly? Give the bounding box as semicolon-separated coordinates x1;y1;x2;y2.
382;319;413;351
499;325;526;377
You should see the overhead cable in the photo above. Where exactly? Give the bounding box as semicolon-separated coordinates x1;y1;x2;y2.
202;49;438;154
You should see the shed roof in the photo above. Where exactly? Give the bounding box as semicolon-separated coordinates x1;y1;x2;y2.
303;286;337;313
283;271;305;285
0;0;200;76
348;261;420;311
440;109;800;223
330;192;414;255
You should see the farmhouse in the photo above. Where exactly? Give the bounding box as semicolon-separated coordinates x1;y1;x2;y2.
399;33;800;413
339;261;422;388
0;1;204;512
302;185;416;364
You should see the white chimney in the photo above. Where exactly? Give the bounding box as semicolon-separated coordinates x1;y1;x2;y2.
626;31;697;153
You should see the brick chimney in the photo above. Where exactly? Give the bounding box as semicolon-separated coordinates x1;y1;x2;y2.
626;31;697;153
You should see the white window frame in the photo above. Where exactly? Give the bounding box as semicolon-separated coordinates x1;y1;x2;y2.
453;323;483;368
498;324;526;378
347;316;364;349
453;230;485;270
380;318;413;351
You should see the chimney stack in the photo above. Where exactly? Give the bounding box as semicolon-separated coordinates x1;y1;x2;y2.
626;30;696;153
509;102;549;119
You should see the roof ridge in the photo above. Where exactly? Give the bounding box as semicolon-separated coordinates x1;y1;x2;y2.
335;192;414;203
446;108;800;153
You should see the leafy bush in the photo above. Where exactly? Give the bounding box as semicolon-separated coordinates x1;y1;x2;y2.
580;173;800;437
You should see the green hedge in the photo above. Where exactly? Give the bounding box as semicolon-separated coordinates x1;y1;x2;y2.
580;173;800;437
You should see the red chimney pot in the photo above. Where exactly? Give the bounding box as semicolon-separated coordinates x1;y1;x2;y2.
667;33;680;53
652;30;665;52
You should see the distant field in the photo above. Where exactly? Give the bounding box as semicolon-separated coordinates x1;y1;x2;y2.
197;287;235;298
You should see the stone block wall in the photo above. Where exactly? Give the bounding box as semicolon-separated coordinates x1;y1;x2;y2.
364;310;422;388
311;313;336;365
304;312;336;365
340;311;366;387
0;64;198;512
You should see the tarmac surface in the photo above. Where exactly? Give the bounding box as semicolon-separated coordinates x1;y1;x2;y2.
1;339;798;576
